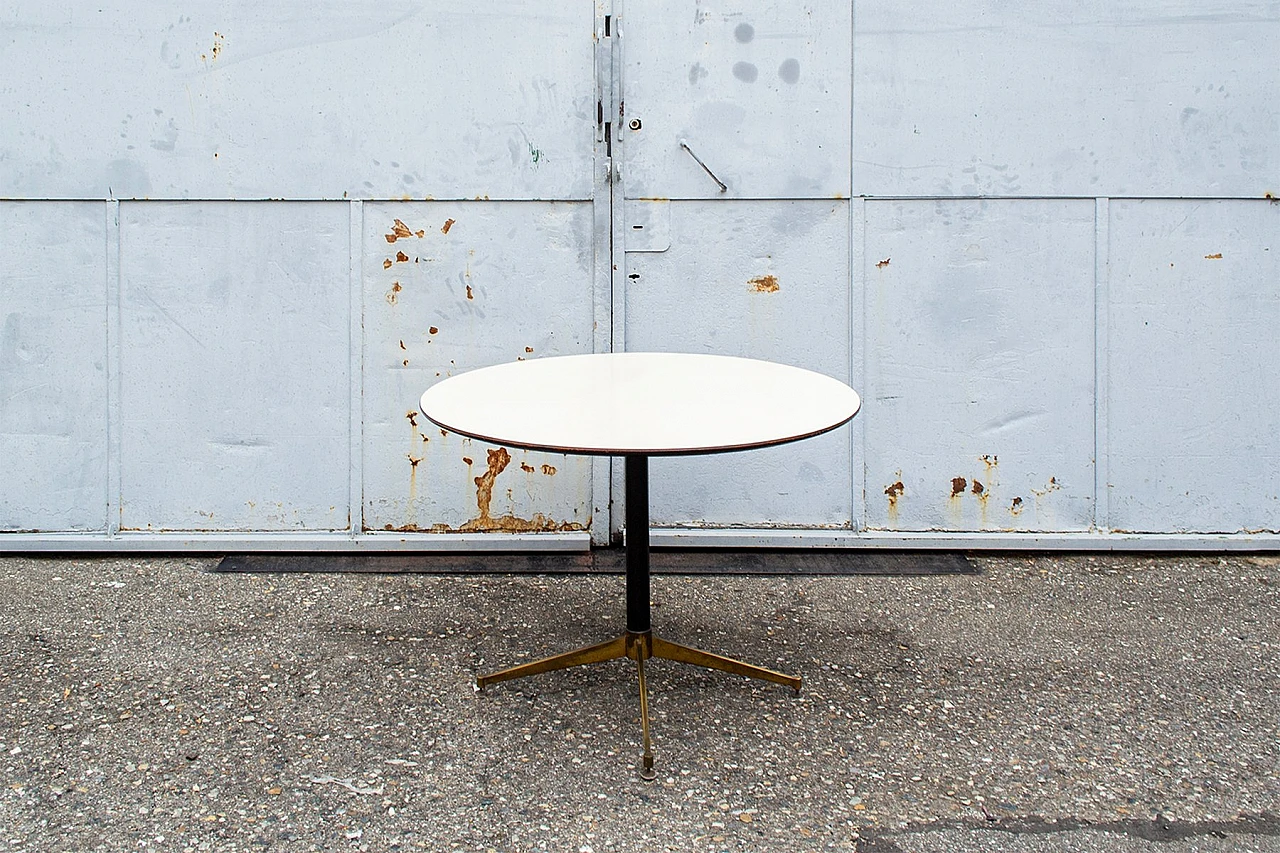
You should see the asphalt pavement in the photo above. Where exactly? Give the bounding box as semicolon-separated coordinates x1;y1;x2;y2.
1;552;1277;852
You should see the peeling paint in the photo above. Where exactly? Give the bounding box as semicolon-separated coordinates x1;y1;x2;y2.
876;257;891;268
541;464;557;476
441;218;455;234
396;250;409;263
1010;496;1024;515
404;410;418;428
385;219;425;243
385;281;401;305
520;462;535;473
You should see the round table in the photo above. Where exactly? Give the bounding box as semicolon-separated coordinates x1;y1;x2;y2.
420;352;861;778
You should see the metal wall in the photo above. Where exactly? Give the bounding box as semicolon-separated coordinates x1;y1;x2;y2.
2;1;1278;551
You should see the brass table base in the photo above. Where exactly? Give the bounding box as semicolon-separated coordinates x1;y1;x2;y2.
476;630;801;780
476;455;800;778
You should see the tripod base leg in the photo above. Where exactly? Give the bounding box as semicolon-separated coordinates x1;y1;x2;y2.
475;635;627;691
651;636;802;693
636;654;656;781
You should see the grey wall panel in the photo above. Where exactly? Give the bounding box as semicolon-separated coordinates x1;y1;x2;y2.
0;203;108;531
624;200;852;527
854;1;1280;198
1108;199;1280;533
0;2;594;201
621;0;851;200
362;201;595;534
118;202;350;531
863;199;1097;531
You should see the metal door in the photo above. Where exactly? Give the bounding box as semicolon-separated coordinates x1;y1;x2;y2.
0;2;604;550
3;2;1279;552
614;1;856;538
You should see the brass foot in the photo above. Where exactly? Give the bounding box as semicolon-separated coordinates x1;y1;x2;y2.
475;635;627;691
651;635;802;692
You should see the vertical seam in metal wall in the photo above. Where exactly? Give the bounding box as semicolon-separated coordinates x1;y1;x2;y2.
590;2;615;547
106;200;122;537
349;200;364;538
1094;197;1111;533
852;198;866;533
609;0;626;544
850;3;862;532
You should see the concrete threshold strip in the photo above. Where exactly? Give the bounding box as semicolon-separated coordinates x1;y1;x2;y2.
214;548;975;575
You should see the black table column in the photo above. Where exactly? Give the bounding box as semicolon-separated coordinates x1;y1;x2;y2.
624;454;650;634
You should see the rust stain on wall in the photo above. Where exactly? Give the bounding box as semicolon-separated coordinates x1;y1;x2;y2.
383;258;393;270
471;448;507;518
386;281;402;305
405;410;418;428
429;326;439;335
396;251;409;263
520;462;535;473
950;476;968;498
1010;496;1024;515
462;456;474;466
885;477;904;526
386;219;425;243
541;464;557;476
876;258;891;268
1031;476;1062;497
466;285;474;300
442;218;456;234
971;479;984;495
748;274;780;293
1205;253;1223;259
439;447;586;533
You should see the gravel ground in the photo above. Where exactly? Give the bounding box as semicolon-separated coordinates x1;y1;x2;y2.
1;553;1277;852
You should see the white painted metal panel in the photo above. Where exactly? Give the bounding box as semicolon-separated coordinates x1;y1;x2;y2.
0;203;108;531
854;0;1280;198
362;201;595;534
1108;199;1280;533
621;0;851;199
0;2;595;201
118;202;349;531
862;199;1096;531
624;200;852;527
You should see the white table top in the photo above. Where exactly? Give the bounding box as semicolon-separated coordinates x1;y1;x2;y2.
419;352;860;456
